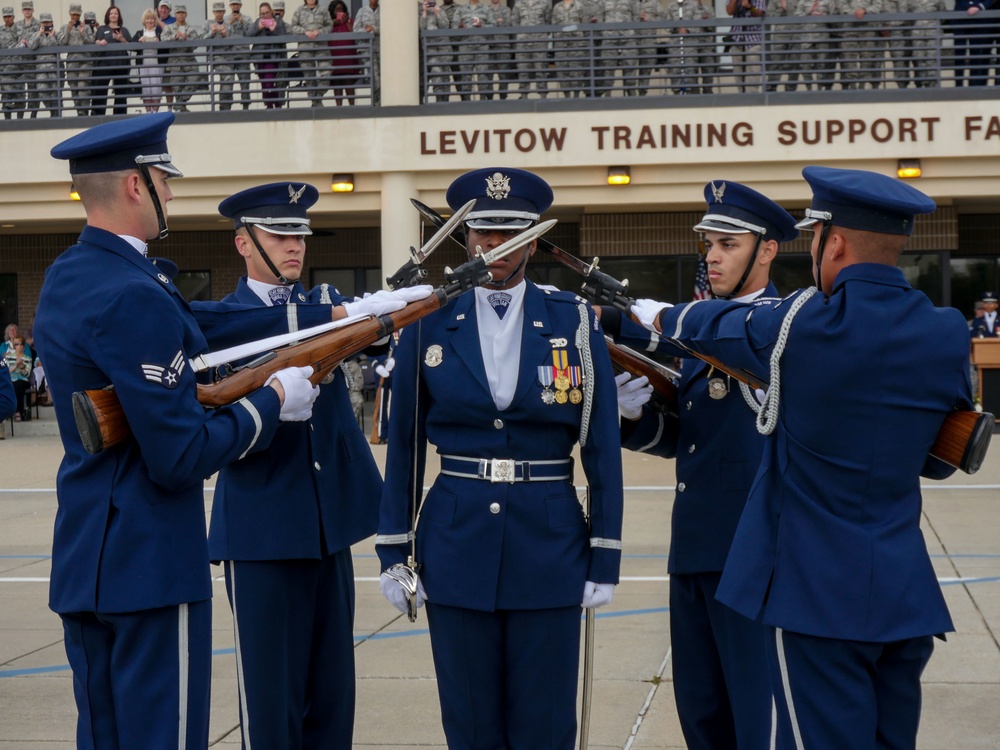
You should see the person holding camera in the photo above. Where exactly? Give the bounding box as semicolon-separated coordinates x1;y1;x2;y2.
57;3;95;115
91;6;132;115
27;10;58;117
249;0;287;108
326;0;358;105
725;0;766;92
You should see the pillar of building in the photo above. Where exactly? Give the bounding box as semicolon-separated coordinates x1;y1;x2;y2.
380;3;419;107
380;171;420;288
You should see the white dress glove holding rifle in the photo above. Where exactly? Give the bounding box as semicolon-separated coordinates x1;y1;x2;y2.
380;571;427;614
581;581;615;609
342;285;434;318
266;365;319;421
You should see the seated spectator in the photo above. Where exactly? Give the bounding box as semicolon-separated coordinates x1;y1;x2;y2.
0;323;31;361
327;0;359;105
4;335;31;421
133;8;164;112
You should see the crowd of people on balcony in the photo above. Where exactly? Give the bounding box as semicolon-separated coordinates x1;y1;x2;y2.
0;0;996;118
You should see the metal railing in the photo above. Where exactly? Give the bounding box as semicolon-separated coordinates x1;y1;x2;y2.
0;31;375;118
0;12;996;120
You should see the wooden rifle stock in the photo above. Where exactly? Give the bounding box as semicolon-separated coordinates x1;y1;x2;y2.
72;290;448;454
604;339;679;417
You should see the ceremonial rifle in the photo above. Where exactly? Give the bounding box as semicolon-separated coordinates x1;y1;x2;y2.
72;220;557;454
411;199;993;474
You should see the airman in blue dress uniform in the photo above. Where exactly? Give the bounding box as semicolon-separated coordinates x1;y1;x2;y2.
631;167;974;750
376;167;624;749
34;113;326;750
970;290;999;338
606;181;797;749
209;182;430;750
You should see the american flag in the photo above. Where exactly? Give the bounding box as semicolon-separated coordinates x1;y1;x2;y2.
693;253;711;301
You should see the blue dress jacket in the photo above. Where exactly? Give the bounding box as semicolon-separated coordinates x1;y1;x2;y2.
657;264;973;642
34;227;332;614
377;282;624;611
0;367;14;420
614;283;781;574
208;277;384;560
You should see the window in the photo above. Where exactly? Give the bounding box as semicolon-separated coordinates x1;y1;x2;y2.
174;271;212;302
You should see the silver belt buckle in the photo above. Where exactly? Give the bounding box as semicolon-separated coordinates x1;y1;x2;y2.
490;458;516;484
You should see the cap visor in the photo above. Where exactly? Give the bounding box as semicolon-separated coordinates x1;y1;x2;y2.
693;219;752;234
466;218;534;231
152;163;183;178
794;217;820;230
253;223;312;236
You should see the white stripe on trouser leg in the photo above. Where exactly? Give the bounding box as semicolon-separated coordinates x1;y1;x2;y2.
775;627;805;750
178;602;188;750
770;695;778;750
227;561;253;750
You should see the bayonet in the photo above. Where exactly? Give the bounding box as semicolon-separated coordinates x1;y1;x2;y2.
386;199;476;290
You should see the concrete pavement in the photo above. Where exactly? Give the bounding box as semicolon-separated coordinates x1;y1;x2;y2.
1;409;999;748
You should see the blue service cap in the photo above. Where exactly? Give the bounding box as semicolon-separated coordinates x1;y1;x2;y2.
50;112;182;177
218;182;319;235
446;167;553;230
694;180;798;243
795;166;936;236
982;291;998;303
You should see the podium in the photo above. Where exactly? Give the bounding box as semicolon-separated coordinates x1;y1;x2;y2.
971;338;1000;421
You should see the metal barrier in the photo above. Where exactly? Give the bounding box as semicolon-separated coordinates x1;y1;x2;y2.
420;12;1000;101
0;31;375;118
0;12;996;119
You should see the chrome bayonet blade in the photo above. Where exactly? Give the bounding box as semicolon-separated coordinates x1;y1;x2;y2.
413;198;476;264
477;219;558;266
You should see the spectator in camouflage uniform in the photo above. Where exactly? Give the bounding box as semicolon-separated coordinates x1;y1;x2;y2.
766;0;802;90
290;0;332;106
795;0;838;89
224;0;255;108
835;0;883;89
512;0;551;98
419;0;451;103
57;3;94;115
634;0;661;95
886;0;946;86
662;0;717;94
578;0;603;96
354;0;378;104
454;0;492;99
162;4;204;111
204;1;234;108
551;0;585;97
481;0;515;99
599;0;638;95
27;9;57;116
439;0;468;100
11;0;39;118
0;7;21;119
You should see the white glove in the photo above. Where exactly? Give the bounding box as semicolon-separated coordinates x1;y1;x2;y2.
342;285;434;318
631;298;673;333
581;581;615;609
375;357;395;379
266;365;319;421
615;372;652;421
379;571;427;614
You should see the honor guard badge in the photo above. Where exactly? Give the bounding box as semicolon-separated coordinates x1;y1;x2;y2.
142;349;186;389
425;344;444;367
485;172;511;201
487;291;512;320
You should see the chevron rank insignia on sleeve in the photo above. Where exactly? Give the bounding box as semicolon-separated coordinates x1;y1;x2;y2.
142;350;186;389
